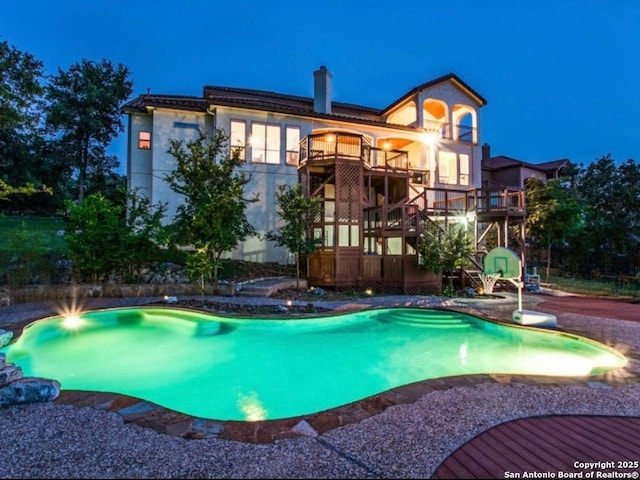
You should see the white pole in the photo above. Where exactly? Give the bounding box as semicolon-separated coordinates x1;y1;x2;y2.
507;278;523;313
517;281;522;312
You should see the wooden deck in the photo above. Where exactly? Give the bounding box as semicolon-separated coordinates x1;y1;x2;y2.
432;415;640;478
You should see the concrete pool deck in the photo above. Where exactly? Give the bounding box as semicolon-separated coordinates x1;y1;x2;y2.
1;287;640;478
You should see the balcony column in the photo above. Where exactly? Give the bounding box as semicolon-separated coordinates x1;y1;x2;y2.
414;92;424;129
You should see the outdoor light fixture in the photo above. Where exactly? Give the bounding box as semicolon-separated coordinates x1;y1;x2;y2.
422;132;439;146
456;215;468;227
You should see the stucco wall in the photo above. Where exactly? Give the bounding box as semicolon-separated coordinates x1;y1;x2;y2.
127;80;486;264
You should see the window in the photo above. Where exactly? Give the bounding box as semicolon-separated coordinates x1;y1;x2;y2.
230;120;246;161
410;172;429;185
460;154;470;186
438;152;470;185
138;131;151;149
338;225;359;247
285;126;300;166
251;122;281;164
438;151;457;184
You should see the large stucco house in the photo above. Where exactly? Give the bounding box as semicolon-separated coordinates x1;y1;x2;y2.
122;67;526;293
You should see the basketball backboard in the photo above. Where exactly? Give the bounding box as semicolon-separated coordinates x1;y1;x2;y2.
483;247;521;280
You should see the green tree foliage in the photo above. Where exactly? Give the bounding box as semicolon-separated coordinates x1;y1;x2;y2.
530;155;640;278
574;155;640;276
266;183;322;288
45;59;133;202
64;193;123;282
0;40;44;132
417;220;474;296
185;248;214;296
164;128;258;284
0;179;40;202
121;187;168;281
64;190;166;282
525;176;583;282
0;40;48;206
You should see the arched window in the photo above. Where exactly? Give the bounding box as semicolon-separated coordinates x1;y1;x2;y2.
452;105;477;143
422;99;449;139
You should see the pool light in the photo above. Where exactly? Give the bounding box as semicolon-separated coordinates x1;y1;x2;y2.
238;393;267;421
61;314;85;330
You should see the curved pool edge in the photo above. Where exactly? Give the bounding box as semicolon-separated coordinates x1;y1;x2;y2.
53;364;639;444
43;305;633;443
5;302;637;443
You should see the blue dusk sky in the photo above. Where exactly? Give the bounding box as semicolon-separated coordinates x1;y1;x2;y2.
2;0;639;174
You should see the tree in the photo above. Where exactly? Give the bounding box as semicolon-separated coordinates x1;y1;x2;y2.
0;40;47;202
121;187;167;282
64;189;166;282
573;155;640;276
416;220;474;296
525;176;583;282
45;59;133;202
0;40;44;134
64;193;125;282
266;183;322;289
164;128;259;285
0;179;40;202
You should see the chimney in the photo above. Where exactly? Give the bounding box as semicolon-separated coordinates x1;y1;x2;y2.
313;66;332;114
481;143;491;162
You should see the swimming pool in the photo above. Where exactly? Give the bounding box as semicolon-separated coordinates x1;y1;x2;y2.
1;306;626;421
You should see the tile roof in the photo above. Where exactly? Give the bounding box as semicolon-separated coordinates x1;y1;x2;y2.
122;72;486;129
122;94;207;113
122;90;420;131
203;85;381;118
484;155;569;173
381;72;488;113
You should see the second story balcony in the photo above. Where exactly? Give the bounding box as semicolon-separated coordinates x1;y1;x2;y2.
299;132;411;172
404;120;476;144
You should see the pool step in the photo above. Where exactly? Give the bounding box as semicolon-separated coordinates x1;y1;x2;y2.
375;310;473;329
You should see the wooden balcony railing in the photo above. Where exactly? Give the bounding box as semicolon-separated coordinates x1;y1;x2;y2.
299;133;409;171
475;188;524;214
408;187;525;217
363;203;421;233
299;132;369;164
366;147;409;171
361;187;525;238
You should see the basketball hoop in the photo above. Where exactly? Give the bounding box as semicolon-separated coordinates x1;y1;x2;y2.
478;272;502;295
483;247;557;328
483;247;524;310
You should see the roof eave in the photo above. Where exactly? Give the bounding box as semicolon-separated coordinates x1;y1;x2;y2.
381;73;487;115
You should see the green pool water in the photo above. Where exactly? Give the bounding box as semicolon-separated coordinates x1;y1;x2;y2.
1;306;626;421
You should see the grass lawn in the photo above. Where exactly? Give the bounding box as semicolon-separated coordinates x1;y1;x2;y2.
0;215;68;252
547;274;640;298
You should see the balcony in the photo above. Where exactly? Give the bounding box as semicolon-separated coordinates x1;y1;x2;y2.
408;187;525;217
299;132;410;171
299;132;368;165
